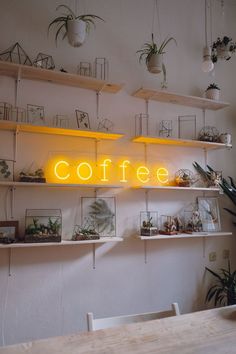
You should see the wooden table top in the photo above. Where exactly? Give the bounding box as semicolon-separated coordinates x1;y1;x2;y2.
1;305;236;354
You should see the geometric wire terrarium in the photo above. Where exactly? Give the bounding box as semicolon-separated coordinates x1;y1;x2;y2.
25;209;62;243
183;203;203;233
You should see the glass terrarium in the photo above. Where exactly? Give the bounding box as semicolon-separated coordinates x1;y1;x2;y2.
140;211;158;236
159;215;178;235
25;209;62;243
72;223;100;241
183;204;203;233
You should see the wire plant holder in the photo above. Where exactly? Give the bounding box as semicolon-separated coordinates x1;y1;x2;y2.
53;115;69;128
0;102;12;121
33;53;55;70
178;115;197;140
135;113;149;136
94;58;109;80
159;120;172;137
77;62;92;77
0;42;32;65
11;107;27;122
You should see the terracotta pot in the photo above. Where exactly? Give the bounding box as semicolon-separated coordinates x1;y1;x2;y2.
147;53;163;74
67;19;86;47
206;88;220;101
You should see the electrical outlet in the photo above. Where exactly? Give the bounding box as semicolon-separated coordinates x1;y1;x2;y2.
223;249;230;259
209;252;216;262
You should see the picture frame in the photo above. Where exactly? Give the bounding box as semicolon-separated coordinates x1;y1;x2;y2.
178;115;196;140
27;104;45;125
81;197;116;237
0;159;14;181
0;220;19;242
76;110;90;130
197;197;221;232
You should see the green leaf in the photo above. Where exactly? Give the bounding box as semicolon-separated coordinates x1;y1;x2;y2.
56;4;76;19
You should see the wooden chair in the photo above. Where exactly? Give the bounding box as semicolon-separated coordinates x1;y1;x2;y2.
87;302;180;331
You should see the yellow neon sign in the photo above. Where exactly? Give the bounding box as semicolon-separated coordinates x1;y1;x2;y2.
77;162;93;181
54;160;70;180
100;159;112;182
119;160;130;183
137;166;150;183
49;158;170;186
156;167;169;184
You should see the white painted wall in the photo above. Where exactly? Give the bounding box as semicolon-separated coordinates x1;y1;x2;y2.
0;0;236;346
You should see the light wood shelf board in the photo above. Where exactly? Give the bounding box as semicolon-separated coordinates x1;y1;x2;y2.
0;181;124;189
0;238;123;249
0;61;123;93
132;136;231;150
0;121;123;140
139;232;232;240
133;185;220;192
132;88;229;110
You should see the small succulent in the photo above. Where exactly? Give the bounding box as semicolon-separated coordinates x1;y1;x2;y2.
206;83;220;91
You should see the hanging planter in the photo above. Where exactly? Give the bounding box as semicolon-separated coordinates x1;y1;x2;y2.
67;19;86;47
137;34;176;74
205;83;220;101
48;4;104;47
211;36;236;62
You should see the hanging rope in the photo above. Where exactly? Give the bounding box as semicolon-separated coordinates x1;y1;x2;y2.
151;0;162;40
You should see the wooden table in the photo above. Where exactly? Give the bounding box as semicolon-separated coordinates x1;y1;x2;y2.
1;306;236;354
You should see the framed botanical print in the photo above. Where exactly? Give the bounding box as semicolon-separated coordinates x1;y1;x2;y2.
76;110;90;130
197;197;221;232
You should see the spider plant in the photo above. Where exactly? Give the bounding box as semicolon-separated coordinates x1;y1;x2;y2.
48;4;104;46
137;33;176;65
206;261;236;306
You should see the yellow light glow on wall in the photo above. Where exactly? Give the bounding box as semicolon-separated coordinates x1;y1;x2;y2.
119;160;130;183
156;167;169;184
54;160;70;180
100;158;112;182
137;166;150;183
76;162;93;181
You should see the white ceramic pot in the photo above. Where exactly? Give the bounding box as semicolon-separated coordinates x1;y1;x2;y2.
216;45;231;60
206;88;220;101
219;133;232;145
147;54;163;74
67;19;86;47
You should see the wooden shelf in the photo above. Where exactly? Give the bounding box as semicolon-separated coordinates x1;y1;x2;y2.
0;181;124;189
0;238;123;249
0;61;123;93
138;232;232;240
132;88;229;110
0;120;124;140
133;185;220;192
132;136;231;150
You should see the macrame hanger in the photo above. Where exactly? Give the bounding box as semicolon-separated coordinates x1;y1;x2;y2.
151;0;162;41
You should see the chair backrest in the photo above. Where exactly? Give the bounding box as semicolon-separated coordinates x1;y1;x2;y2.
87;302;180;331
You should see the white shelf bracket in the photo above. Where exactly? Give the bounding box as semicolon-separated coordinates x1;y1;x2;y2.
202;237;206;258
96;91;101;120
10;187;16;219
145;100;149;116
144;240;147;264
92;243;96;269
202;108;206;127
8;248;12;276
15;67;22;107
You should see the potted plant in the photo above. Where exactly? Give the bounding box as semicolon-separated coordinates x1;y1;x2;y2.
137;33;176;74
48;4;104;47
205;83;220;101
205;261;236;306
212;36;236;62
